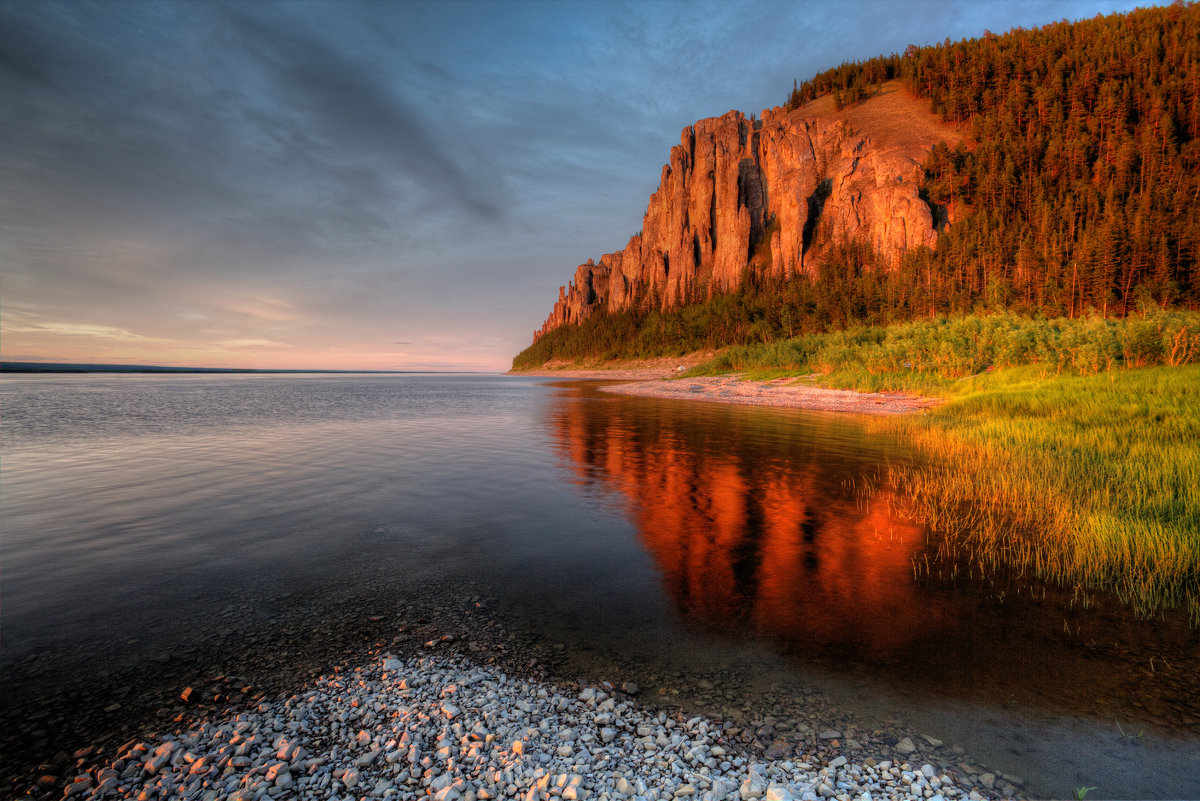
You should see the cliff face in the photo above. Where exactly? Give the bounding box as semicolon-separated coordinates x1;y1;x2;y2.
534;85;960;342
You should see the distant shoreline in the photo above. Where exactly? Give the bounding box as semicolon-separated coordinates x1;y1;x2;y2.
0;362;482;375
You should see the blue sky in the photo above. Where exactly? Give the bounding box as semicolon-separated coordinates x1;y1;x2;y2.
0;0;1148;370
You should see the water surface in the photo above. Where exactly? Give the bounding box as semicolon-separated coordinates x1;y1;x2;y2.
2;373;1196;799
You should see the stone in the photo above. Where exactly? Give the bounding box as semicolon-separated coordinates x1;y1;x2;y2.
763;739;791;759
63;778;92;797
894;738;916;754
827;756;846;769
922;735;943;749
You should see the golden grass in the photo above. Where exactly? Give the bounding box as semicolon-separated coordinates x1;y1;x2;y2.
873;366;1200;622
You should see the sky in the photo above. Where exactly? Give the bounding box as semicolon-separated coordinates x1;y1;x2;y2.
0;0;1151;371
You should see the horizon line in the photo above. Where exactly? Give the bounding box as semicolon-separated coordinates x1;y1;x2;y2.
0;360;500;375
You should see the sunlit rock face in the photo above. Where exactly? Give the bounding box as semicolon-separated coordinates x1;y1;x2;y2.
549;390;950;658
533;91;944;341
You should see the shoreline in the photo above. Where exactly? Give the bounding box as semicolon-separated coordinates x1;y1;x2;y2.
607;375;941;415
512;363;941;415
510;355;714;381
5;578;1022;801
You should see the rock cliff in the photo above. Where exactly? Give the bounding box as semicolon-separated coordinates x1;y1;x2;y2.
533;84;962;342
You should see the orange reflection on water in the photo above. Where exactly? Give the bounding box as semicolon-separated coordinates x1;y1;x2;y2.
551;388;950;658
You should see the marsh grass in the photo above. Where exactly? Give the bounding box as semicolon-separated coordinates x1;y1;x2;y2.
879;366;1200;622
691;311;1200;621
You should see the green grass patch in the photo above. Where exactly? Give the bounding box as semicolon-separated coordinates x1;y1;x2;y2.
688;310;1200;388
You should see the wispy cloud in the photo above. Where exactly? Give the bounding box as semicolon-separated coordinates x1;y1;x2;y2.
217;338;293;349
223;298;299;323
2;321;150;341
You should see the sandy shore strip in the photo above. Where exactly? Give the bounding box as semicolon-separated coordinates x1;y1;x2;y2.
511;355;714;381
600;376;941;415
63;649;1007;801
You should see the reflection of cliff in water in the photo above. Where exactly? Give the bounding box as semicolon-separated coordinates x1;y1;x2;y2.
550;384;950;659
546;383;1200;734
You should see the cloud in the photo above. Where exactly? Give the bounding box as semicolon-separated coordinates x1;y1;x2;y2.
217;338;293;348
222;298;299;323
225;9;505;223
2;321;149;341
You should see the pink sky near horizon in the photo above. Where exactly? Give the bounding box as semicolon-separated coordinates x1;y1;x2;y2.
0;323;506;372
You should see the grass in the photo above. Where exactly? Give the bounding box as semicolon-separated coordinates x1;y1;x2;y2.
881;365;1200;622
689;310;1200;389
691;310;1200;622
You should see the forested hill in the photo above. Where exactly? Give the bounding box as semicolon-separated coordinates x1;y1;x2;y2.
514;3;1200;368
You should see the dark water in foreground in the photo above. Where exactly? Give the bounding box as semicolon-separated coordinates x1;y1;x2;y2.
1;374;1196;799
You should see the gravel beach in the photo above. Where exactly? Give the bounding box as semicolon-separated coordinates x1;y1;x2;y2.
4;572;1031;801
59;649;1010;801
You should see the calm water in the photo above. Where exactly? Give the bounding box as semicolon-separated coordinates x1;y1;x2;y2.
1;374;1196;799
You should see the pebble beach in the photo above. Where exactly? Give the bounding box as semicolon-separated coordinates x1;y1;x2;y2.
59;649;1013;801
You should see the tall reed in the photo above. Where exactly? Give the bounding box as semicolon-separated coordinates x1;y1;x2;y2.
876;366;1200;622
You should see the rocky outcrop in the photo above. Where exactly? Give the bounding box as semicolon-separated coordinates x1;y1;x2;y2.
533;90;951;342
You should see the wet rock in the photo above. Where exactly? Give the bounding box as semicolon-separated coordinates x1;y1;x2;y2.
764;739;791;759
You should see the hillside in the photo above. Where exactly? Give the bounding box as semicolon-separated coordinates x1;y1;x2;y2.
516;3;1200;369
